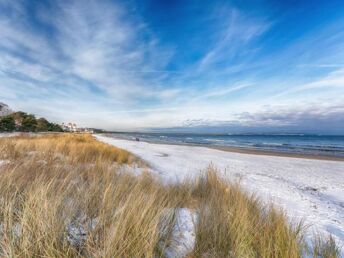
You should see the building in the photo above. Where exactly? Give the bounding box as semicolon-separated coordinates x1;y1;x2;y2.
61;123;94;133
61;122;78;132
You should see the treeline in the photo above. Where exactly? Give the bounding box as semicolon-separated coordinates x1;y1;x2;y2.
0;112;62;132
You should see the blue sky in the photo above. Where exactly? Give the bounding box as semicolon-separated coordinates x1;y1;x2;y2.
0;0;344;133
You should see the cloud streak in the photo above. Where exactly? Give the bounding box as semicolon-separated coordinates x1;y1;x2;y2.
0;0;343;133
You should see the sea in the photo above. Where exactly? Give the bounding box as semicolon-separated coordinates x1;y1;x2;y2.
108;133;344;158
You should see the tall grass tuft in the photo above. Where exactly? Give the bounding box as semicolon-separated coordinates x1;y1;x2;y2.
190;169;304;257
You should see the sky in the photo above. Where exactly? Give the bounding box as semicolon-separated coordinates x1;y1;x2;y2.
0;0;344;134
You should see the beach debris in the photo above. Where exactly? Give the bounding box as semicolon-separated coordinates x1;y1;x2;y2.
303;186;319;192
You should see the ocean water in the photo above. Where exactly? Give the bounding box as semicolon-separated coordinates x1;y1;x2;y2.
109;133;344;157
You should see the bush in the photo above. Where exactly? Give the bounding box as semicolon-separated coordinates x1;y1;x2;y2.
0;111;62;132
0;115;15;131
20;114;37;132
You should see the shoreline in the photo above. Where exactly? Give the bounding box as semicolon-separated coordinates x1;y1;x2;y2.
210;145;344;161
96;134;344;250
2;132;343;161
102;134;344;162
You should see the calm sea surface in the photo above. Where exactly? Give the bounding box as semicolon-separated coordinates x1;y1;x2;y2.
108;133;344;158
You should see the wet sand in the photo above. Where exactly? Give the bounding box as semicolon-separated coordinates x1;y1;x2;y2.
210;145;344;161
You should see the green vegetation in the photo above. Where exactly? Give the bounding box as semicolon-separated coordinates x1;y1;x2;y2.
0;115;15;131
0;111;62;132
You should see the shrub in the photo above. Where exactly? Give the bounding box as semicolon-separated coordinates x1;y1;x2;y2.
0;115;15;131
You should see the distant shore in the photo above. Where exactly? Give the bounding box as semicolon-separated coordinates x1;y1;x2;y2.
103;133;344;161
210;145;344;161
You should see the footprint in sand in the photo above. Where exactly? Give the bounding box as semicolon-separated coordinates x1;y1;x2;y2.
155;153;169;157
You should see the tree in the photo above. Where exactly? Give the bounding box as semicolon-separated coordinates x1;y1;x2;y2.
36;118;50;132
21;114;37;132
11;111;27;130
48;123;63;132
37;118;63;132
0;115;15;131
1;109;63;132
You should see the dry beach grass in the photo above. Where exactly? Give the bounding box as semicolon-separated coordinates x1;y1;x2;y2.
0;134;340;257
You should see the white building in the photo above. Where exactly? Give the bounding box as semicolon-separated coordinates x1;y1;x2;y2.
61;123;94;133
61;122;78;132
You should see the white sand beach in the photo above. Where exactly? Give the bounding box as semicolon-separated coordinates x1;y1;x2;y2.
96;134;344;251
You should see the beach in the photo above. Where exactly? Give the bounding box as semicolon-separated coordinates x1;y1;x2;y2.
211;145;344;161
96;134;344;250
108;133;344;160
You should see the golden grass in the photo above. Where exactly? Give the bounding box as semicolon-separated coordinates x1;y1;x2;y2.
0;133;135;164
189;169;304;257
0;134;340;257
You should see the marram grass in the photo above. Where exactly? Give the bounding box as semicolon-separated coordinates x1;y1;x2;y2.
0;134;340;257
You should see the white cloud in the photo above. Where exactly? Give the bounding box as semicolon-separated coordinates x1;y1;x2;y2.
274;68;344;97
0;0;176;111
0;0;343;133
198;8;270;70
193;83;253;100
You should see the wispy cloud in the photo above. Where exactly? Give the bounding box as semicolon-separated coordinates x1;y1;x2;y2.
0;0;343;133
197;8;270;71
273;68;344;98
153;104;344;134
0;0;175;108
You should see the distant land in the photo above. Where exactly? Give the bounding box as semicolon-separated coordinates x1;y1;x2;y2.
0;102;62;132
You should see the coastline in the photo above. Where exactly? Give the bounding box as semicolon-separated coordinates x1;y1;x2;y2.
102;134;344;162
210;145;344;161
95;134;344;251
1;132;343;161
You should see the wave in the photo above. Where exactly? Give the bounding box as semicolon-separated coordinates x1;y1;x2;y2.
110;133;344;157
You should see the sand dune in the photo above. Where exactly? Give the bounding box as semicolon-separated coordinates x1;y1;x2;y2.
96;134;344;251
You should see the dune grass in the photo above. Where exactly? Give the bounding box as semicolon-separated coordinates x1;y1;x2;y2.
0;133;340;257
190;170;307;257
